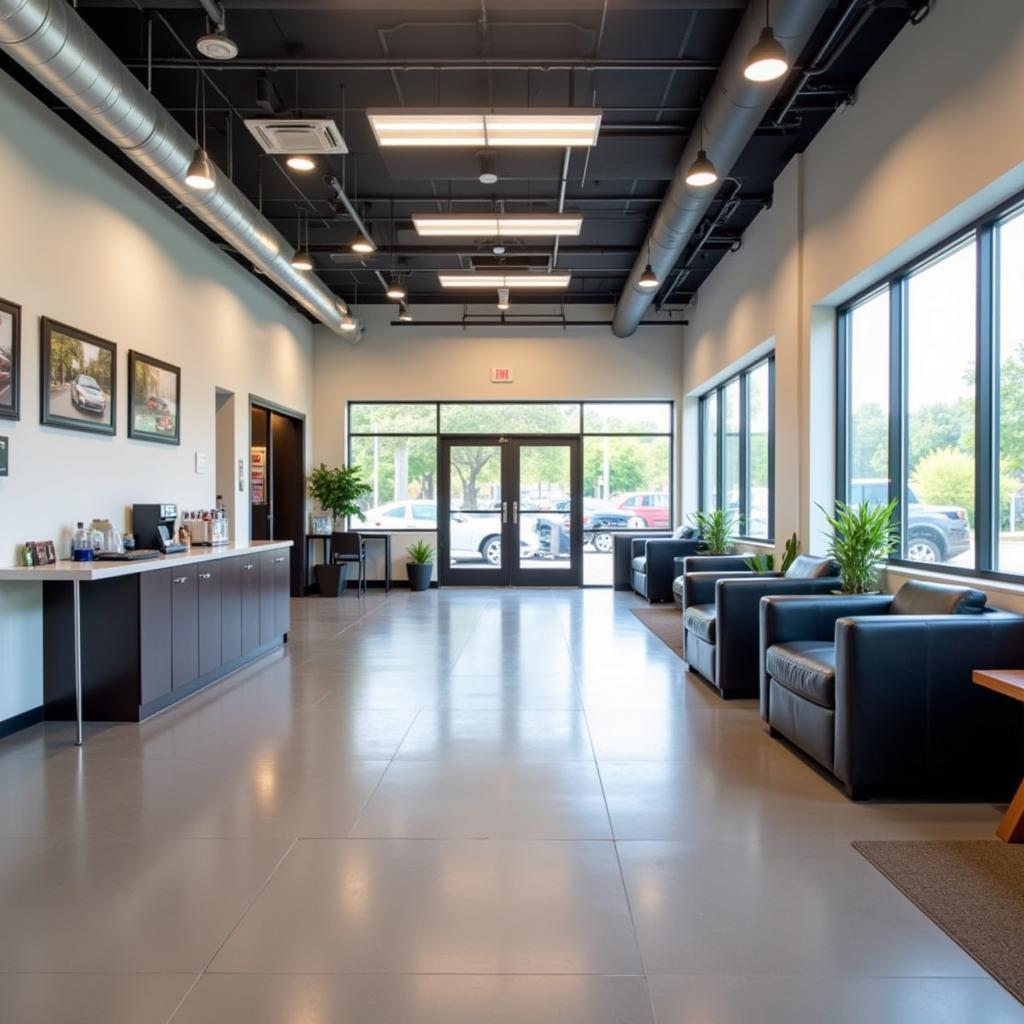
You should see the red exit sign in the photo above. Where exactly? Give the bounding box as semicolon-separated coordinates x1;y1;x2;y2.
490;367;515;383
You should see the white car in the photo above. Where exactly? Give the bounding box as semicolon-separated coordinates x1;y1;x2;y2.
361;499;539;565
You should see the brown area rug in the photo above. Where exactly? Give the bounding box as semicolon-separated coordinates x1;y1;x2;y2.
631;606;685;658
853;840;1024;1004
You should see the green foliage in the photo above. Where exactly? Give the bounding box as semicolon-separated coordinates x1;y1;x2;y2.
307;463;372;523
819;499;900;594
780;531;801;574
910;447;974;523
744;552;775;574
406;540;435;564
691;508;737;555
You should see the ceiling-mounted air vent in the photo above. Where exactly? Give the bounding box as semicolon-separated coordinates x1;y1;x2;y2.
470;255;550;271
244;119;349;156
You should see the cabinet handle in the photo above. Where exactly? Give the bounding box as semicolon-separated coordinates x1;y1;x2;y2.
173;576;189;584
243;563;254;571
199;572;212;580
274;556;285;563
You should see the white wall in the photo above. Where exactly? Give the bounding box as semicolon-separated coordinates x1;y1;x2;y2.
681;0;1024;607
313;305;685;578
0;73;316;723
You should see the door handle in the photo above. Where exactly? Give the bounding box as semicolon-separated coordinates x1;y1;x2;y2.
512;500;518;525
273;556;285;563
198;572;212;580
243;563;254;571
501;501;508;524
173;576;189;584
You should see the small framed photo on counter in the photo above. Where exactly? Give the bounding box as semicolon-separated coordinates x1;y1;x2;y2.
128;350;180;445
40;317;116;435
0;296;21;421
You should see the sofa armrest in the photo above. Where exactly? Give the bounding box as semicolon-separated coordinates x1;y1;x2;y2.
684;570;766;608
642;538;704;602
680;555;751;574
833;613;1024;793
759;593;893;720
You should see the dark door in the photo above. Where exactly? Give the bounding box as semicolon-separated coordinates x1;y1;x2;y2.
221;555;242;663
170;566;199;689
270;411;305;597
438;436;582;587
250;405;271;541
197;564;223;676
240;557;260;653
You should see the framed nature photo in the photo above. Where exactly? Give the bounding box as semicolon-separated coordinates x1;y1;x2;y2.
128;350;180;445
40;318;116;435
0;296;21;421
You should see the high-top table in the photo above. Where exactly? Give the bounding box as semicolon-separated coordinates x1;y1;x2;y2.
972;668;1024;842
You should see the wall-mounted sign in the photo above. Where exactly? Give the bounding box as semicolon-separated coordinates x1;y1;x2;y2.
490;367;514;383
250;446;267;505
0;435;8;476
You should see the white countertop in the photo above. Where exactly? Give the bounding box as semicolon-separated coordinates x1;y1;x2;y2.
0;540;293;582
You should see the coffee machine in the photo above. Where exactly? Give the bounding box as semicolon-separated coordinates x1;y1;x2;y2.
132;503;186;554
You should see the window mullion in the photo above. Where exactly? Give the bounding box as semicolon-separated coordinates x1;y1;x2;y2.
768;356;776;541
889;278;906;557
976;222;996;571
739;371;750;535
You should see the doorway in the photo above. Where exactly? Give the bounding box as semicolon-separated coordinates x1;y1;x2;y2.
250;397;306;597
438;435;582;586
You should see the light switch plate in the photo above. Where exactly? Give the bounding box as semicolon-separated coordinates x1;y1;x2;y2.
195;451;208;474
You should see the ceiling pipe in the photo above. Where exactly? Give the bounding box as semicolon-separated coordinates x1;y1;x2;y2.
0;0;347;333
611;0;833;338
197;0;224;31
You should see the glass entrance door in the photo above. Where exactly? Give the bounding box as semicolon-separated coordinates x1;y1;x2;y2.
438;436;581;586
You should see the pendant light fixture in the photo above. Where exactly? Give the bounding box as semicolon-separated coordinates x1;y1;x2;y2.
290;208;313;271
685;110;718;188
185;71;215;191
349;162;376;254
638;239;659;291
387;279;406;301
385;201;405;299
744;1;790;83
398;303;414;323
497;287;510;311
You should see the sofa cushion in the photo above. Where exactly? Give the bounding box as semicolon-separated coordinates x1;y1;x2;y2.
784;554;835;579
684;604;716;643
889;580;987;616
765;641;837;710
631;556;647;574
672;525;700;540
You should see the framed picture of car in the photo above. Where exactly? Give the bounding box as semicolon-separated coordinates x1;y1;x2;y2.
128;350;180;445
40;317;116;435
0;296;20;421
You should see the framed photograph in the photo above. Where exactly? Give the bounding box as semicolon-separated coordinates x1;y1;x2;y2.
40;318;116;435
312;515;332;535
0;297;20;421
128;350;180;445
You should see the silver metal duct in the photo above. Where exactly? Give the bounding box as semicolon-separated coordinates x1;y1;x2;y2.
611;0;832;338
0;0;347;333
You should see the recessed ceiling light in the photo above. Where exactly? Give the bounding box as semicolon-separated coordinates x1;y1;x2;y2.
351;232;375;254
744;26;789;83
413;214;583;238
185;147;215;190
438;273;571;289
368;109;602;148
286;155;316;172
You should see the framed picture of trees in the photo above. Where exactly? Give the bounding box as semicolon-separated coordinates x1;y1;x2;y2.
128;350;180;445
0;296;20;421
40;318;116;435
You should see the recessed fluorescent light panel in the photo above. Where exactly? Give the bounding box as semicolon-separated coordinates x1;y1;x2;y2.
368;109;602;148
413;215;583;238
438;273;571;289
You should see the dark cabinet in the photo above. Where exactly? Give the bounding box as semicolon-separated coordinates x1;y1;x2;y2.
260;550;287;644
221;555;242;663
139;568;172;705
240;557;260;655
197;564;223;676
170;566;199;690
274;551;290;637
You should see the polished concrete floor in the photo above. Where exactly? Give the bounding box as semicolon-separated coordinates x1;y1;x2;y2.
0;589;1022;1023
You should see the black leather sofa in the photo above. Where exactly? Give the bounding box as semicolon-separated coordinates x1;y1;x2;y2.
759;580;1024;799
680;554;839;699
631;528;702;603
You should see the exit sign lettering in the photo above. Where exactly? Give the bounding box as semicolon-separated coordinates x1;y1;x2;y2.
490;367;514;383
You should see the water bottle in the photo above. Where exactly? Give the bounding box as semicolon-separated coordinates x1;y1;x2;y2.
71;522;94;562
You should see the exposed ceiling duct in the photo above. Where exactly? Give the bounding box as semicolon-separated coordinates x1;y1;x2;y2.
0;0;348;334
611;0;833;338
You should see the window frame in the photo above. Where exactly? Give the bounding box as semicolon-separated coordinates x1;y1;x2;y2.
836;190;1024;584
698;354;776;542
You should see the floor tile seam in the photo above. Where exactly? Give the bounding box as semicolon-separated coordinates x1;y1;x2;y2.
446;603;505;677
192;969;651;978
294;598;391;671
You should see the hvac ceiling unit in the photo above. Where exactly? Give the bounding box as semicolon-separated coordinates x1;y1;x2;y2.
244;119;349;156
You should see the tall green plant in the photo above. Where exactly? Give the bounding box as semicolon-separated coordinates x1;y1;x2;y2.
690;508;737;555
307;463;372;525
819;499;899;594
743;532;801;575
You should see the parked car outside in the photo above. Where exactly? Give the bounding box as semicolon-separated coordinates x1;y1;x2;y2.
70;373;107;415
361;499;539;565
614;491;671;529
550;498;645;552
850;478;970;563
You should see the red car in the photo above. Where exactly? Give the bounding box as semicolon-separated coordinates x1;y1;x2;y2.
615;491;671;529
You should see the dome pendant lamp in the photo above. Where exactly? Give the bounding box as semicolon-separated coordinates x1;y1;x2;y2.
685;112;718;188
290;208;313;271
638;240;659;291
185;71;215;190
744;1;790;83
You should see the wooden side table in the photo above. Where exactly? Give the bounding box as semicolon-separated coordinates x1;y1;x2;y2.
972;668;1024;842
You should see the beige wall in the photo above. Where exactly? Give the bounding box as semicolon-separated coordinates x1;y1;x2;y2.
0;73;315;722
682;0;1024;609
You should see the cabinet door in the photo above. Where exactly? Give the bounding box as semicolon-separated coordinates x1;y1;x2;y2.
273;549;291;637
197;564;223;676
240;557;260;654
259;551;277;645
221;556;242;664
139;569;172;705
170;566;199;690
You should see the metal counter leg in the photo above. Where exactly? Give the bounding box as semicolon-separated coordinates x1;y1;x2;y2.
72;578;83;746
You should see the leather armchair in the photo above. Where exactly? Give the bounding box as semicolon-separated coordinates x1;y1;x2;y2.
759;582;1024;799
681;554;839;698
631;534;702;603
613;531;670;590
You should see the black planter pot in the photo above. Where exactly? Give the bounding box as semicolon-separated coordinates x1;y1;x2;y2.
406;562;433;592
315;562;349;597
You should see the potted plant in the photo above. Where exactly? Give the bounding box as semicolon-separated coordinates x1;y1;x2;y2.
406;540;435;591
306;462;372;597
819;498;899;594
690;508;738;555
744;532;800;575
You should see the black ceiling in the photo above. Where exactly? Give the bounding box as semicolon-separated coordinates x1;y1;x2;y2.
2;0;914;314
